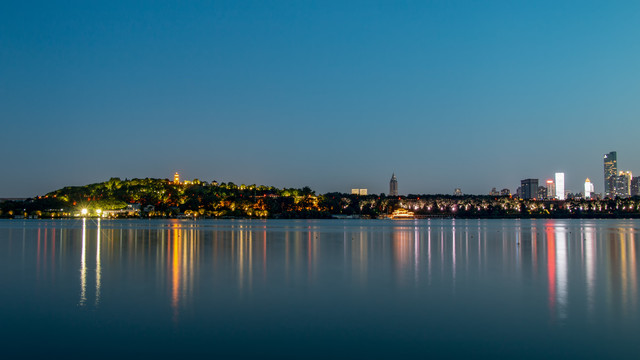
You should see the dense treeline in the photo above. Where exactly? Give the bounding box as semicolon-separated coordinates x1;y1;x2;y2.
2;178;640;219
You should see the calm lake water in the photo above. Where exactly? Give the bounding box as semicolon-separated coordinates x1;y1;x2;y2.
0;218;638;358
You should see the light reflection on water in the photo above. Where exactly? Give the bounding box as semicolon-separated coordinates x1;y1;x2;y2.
1;218;639;358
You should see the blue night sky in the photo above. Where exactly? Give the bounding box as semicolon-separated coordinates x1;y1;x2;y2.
2;1;639;197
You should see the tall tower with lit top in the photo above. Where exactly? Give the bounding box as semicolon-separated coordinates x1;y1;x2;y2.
389;173;398;196
604;151;617;198
173;172;180;184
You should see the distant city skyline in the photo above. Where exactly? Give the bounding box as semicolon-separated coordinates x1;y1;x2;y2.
2;2;640;197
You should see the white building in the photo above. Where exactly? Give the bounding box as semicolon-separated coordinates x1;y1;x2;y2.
584;178;595;199
555;172;565;200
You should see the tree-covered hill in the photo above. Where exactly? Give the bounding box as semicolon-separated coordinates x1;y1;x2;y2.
2;178;640;219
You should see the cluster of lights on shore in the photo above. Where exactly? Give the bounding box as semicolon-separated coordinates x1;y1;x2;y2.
80;208;101;217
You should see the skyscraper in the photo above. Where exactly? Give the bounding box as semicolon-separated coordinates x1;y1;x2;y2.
615;170;632;198
631;177;640;197
604;151;617;198
520;179;538;199
545;179;555;200
389;173;398;196
584;178;594;199
555;173;565;200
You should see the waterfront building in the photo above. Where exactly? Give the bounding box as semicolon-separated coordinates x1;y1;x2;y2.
632;177;640;197
584;178;594;199
520;179;538;199
614;171;632;198
351;189;368;196
454;188;462;196
555;173;565;200
389;173;398;196
390;208;414;219
537;186;546;200
604;151;617;198
545;179;555;200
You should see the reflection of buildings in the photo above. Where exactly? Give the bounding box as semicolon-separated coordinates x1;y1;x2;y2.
79;218;102;307
23;218;639;327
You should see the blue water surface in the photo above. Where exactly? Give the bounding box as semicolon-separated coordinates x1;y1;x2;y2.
0;218;638;359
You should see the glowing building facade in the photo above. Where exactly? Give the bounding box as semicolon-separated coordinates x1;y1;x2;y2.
615;171;632;198
389;174;398;196
351;189;368;196
555;173;565;200
546;179;555;200
173;172;180;184
584;178;594;199
604;151;617;198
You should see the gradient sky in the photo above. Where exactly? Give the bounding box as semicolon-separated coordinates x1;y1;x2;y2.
2;1;640;197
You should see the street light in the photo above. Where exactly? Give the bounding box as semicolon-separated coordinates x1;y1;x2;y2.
81;208;88;216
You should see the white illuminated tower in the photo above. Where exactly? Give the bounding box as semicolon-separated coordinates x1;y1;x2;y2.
584;178;594;199
555;172;565;200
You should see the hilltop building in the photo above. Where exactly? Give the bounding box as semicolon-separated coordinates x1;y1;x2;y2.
604;151;617;198
389;173;398;196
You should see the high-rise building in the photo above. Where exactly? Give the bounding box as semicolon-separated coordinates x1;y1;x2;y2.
500;188;511;196
537;186;547;200
584;178;594;199
520;179;538;199
489;188;500;196
631;177;640;197
545;179;555;200
614;171;632;198
389;173;398;196
604;151;617;198
555;173;565;200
